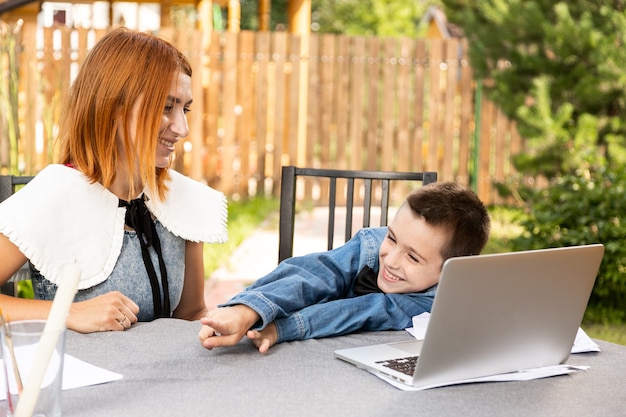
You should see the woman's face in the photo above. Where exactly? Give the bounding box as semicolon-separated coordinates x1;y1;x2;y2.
155;71;192;168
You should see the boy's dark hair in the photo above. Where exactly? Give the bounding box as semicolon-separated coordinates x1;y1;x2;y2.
405;181;490;263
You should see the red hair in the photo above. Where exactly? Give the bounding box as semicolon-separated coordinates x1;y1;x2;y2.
57;27;192;200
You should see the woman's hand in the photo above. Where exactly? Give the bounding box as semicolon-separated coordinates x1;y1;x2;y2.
67;291;139;333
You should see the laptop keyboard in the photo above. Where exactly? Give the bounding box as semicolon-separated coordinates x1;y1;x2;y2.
376;356;418;376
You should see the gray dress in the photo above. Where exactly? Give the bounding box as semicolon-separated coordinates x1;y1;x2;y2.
31;220;185;321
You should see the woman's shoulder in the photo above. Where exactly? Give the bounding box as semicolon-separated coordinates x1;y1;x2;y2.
146;170;228;244
0;164;125;289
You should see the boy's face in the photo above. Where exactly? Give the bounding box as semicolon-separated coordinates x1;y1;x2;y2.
377;205;446;294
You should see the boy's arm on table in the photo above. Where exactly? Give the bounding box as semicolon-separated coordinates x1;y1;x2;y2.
272;292;434;343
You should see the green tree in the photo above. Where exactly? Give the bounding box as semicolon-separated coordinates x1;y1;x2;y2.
312;0;435;36
237;0;440;36
442;1;626;174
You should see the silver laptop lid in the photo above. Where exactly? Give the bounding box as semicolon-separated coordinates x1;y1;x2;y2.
412;244;604;388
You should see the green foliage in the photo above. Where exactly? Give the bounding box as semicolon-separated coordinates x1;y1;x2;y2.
17;280;34;299
204;197;279;277
311;0;436;36
509;167;626;323
443;1;626;180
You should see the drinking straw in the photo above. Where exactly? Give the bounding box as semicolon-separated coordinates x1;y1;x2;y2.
14;264;81;417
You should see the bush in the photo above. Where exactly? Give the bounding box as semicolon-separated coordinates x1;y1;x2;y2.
509;167;626;323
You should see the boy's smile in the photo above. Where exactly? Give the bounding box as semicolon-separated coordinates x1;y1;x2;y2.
377;204;447;294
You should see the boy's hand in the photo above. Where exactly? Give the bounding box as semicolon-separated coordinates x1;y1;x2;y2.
247;322;278;354
199;305;260;349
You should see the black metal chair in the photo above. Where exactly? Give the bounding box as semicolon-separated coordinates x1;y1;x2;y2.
0;175;33;203
0;175;35;295
278;166;437;263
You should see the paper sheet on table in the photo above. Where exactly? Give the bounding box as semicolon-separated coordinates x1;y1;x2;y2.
372;364;590;391
370;312;598;391
406;313;601;353
0;354;123;400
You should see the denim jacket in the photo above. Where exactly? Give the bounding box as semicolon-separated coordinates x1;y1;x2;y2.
222;227;437;343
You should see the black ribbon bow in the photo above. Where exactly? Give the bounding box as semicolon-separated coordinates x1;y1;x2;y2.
353;265;382;295
119;196;170;318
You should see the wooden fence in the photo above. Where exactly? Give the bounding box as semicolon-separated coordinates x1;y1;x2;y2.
0;23;522;205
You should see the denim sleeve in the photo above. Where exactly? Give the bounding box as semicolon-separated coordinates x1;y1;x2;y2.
221;232;371;328
272;292;434;343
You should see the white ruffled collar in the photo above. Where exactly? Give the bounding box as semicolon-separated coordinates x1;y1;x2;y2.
0;165;227;289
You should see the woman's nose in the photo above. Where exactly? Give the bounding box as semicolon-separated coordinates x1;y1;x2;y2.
169;111;189;138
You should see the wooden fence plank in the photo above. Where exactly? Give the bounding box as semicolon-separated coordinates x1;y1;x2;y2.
365;37;380;171
205;30;222;189
457;39;472;184
254;31;270;195
442;39;458;182
235;30;255;198
412;40;426;173
348;37;365;171
286;34;301;170
478;98;495;202
427;38;442;173
381;37;395;172
396;38;411;174
220;31;238;196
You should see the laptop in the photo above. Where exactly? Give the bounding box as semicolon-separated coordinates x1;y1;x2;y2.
334;244;605;389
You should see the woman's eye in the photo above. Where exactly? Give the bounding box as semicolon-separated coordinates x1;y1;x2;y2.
386;234;397;243
164;105;173;114
183;107;191;114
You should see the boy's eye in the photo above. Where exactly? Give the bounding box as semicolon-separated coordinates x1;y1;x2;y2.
408;254;419;263
386;234;397;243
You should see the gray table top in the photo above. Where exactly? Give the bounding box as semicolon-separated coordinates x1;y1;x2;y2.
58;319;625;417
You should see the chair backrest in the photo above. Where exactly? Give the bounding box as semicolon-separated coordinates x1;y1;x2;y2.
278;166;437;263
0;175;35;295
0;175;34;203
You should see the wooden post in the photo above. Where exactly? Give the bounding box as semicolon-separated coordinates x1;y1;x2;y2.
227;0;240;32
258;0;271;32
287;0;310;168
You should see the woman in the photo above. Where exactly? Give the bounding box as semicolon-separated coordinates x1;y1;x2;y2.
0;27;227;333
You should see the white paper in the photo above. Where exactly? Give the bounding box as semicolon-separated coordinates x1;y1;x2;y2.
405;313;601;354
0;354;122;401
571;328;601;353
3;344;62;392
372;364;590;391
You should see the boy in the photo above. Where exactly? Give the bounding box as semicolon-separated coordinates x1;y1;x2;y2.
199;181;490;353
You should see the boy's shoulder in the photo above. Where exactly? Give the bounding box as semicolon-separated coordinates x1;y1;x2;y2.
353;227;388;244
356;226;387;237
